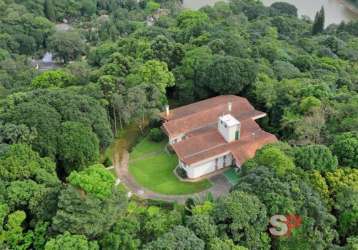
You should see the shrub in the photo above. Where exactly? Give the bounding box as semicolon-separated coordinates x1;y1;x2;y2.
148;128;165;142
102;157;113;167
176;167;187;179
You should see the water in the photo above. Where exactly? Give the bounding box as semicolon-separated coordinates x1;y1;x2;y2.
183;0;358;25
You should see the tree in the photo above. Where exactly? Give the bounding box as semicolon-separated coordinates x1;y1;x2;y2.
65;61;92;85
255;146;295;176
31;70;75;89
124;84;163;133
0;144;58;184
44;0;56;21
273;60;301;80
199;55;258;96
176;10;209;42
271;2;298;17
290;107;326;145
331;132;358;168
312;7;325;34
0;144;60;221
148;128;165;142
294;145;338;172
293;55;313;72
58;122;99;174
208;31;251;58
100;215;141;250
141;206;182;243
334;188;358;238
150;35;184;69
33;221;50;250
14;34;36;55
186;214;217;242
52;166;127;239
208;238;248;250
1;89;113;157
213;191;270;249
45;231;99;250
143;225;205;250
326;168;358;194
48;31;86;63
299;96;321;113
68;164;116;200
0;210;33;250
3;100;61;157
346;236;358;250
88;42;118;66
0;122;37;145
307;170;332;207
234;166;337;249
126;60;175;95
174;46;213;102
99;52;134;78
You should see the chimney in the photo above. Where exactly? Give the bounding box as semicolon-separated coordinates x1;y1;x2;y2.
228;102;232;113
165;105;170;117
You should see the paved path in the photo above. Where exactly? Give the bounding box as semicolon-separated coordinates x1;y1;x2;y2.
114;150;232;204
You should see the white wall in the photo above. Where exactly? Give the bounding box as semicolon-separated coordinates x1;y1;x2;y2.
186;160;216;179
218;119;240;142
183;153;234;179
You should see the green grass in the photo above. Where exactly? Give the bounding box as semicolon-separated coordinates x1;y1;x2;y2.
129;137;212;195
224;168;239;186
130;138;167;160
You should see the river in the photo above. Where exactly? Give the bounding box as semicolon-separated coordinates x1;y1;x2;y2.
183;0;358;25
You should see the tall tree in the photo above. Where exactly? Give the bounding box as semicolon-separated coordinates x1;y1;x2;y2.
58;122;100;174
312;7;325;34
44;0;56;21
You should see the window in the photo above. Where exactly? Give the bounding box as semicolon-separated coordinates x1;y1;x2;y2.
235;130;240;140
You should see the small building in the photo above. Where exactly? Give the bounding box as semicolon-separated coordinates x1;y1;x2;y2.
160;95;278;180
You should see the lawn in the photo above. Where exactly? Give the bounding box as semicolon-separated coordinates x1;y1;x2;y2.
129;137;212;195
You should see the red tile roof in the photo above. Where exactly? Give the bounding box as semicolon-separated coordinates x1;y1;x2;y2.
161;95;265;138
162;95;278;166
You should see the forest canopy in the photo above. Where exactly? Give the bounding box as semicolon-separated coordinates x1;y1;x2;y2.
0;0;357;249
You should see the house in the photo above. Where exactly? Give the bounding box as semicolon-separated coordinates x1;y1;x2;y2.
160;95;278;180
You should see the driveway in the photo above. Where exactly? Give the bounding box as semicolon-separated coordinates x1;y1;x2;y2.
207;174;232;198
